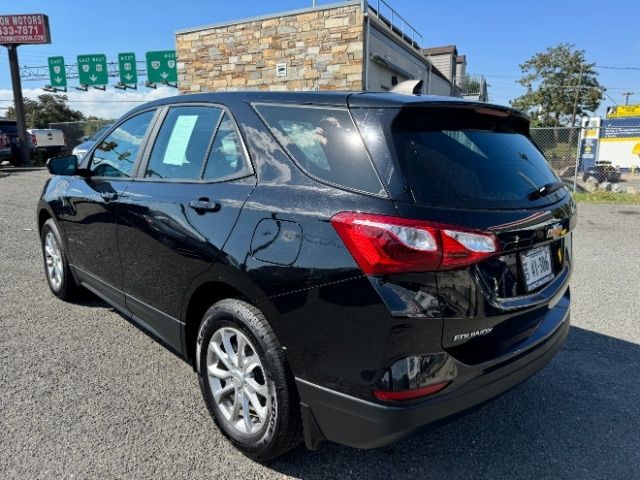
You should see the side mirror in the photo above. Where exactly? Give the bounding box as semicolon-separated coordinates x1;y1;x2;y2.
46;155;78;175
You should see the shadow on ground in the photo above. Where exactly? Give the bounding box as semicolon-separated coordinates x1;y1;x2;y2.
271;326;640;480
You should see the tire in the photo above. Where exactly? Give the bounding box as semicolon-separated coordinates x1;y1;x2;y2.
196;299;302;462
40;218;80;300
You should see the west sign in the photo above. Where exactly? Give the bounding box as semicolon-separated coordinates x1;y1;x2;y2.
0;14;50;45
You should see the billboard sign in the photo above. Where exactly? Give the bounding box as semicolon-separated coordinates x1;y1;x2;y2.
606;104;640;119
0;14;50;44
118;52;138;85
77;54;108;86
146;50;177;83
47;56;67;87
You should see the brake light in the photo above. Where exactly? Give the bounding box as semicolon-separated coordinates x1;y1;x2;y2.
330;212;498;275
372;381;450;401
31;134;37;146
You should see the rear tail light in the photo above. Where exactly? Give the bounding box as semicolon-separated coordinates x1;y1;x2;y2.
31;134;37;146
330;212;498;275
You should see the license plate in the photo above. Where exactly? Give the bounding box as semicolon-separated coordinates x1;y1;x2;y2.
520;245;554;292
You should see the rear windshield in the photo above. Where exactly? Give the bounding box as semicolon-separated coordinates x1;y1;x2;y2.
353;107;565;209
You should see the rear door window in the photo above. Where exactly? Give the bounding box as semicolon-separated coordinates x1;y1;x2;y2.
202;113;252;181
254;104;385;196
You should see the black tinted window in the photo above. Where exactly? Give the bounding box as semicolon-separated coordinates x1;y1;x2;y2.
355;107;564;209
255;105;385;195
146;107;223;180
91;111;154;178
202;113;251;181
0;123;17;134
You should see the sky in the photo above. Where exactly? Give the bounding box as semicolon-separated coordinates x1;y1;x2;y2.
1;0;639;119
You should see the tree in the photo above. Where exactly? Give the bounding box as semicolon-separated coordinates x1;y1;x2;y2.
6;94;85;128
511;44;603;127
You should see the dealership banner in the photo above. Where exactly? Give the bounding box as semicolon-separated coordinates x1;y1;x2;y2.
598;117;640;169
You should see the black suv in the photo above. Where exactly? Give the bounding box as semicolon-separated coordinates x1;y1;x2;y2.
38;92;575;461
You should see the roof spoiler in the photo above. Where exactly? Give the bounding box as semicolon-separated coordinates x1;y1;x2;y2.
390;80;423;95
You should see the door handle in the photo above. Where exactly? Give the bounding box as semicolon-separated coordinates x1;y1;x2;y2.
188;199;221;213
100;191;118;201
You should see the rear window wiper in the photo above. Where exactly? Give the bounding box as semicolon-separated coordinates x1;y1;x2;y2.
528;181;566;200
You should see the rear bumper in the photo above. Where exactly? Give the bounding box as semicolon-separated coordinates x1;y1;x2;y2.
297;308;570;450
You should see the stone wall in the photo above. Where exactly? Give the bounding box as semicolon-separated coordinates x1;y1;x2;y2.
175;4;364;93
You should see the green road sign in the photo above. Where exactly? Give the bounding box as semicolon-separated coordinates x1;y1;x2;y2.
118;52;137;85
146;50;177;84
77;54;108;86
47;56;67;87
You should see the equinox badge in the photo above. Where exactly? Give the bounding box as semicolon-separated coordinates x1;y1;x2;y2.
453;327;494;343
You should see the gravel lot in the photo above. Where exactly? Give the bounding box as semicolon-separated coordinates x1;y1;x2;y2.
1;168;639;480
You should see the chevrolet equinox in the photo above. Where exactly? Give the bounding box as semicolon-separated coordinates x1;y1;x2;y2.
38;92;575;461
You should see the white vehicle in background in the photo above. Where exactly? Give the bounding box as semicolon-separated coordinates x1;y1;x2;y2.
72;124;113;159
28;128;67;158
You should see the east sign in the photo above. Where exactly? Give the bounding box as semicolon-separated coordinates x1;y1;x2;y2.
47;56;67;87
0;14;50;44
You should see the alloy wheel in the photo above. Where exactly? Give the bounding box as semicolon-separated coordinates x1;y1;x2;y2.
44;231;63;290
206;327;272;435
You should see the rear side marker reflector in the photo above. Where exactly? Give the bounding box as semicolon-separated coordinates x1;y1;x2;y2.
331;212;498;275
372;381;450;401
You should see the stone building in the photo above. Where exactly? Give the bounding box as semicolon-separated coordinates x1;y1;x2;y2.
175;0;486;100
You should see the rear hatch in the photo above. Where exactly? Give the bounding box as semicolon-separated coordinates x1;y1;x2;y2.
350;98;576;364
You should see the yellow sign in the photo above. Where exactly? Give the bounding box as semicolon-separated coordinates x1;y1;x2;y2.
607;104;640;119
584;128;599;139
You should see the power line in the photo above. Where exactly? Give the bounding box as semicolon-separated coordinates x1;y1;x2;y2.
595;65;640;71
604;90;618;105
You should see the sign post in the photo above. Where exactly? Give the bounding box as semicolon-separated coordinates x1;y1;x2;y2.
145;50;177;87
117;52;137;89
0;13;51;165
77;54;108;90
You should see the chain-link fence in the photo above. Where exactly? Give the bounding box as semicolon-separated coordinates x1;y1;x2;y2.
49;119;113;154
531;125;640;192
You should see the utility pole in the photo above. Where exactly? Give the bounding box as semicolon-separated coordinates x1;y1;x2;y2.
622;91;634;106
570;62;585;127
6;45;30;165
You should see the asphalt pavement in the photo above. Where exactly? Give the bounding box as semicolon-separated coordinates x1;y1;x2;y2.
1;169;639;479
